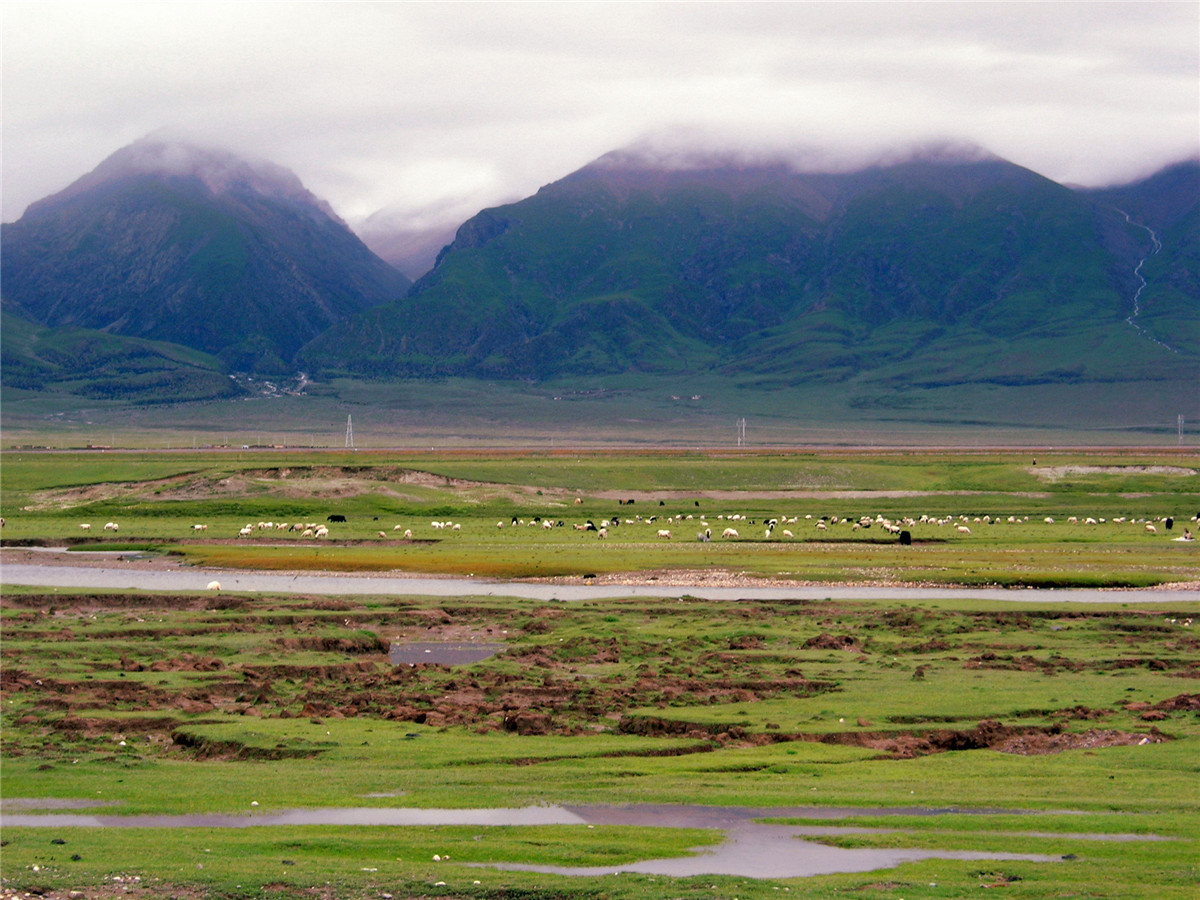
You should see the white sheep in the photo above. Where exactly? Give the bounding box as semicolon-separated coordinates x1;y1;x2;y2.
104;521;119;531
403;529;413;539
957;525;971;534
238;526;252;537
657;529;672;539
1145;523;1157;533
79;523;91;530
206;580;222;591
722;527;739;538
192;524;208;531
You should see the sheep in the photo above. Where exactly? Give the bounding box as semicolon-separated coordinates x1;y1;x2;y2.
394;524;406;531
104;521;119;531
79;523;91;530
301;528;314;537
238;526;252;537
782;529;793;537
206;581;222;592
192;524;208;531
956;525;972;534
657;529;672;539
815;521;827;530
597;527;608;539
722;527;739;538
403;529;413;539
452;523;461;531
314;526;329;538
377;531;387;538
1145;523;1157;533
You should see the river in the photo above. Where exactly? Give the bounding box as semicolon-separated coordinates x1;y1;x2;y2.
2;560;1198;602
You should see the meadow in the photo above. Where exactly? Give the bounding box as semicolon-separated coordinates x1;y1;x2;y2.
1;448;1198;899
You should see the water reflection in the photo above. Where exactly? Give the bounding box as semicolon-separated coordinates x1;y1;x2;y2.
1;802;1089;878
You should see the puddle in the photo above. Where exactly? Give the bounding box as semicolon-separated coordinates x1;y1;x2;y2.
389;642;505;666
2;802;1138;878
486;821;1061;878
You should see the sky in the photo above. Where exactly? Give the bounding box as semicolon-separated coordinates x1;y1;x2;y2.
3;1;1198;236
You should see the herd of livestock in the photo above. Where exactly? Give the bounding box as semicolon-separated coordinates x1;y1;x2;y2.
76;510;1194;541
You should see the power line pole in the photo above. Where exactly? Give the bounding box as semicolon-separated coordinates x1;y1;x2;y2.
736;418;746;447
345;415;355;450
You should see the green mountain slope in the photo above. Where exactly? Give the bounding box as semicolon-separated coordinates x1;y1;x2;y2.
306;151;1197;387
1;139;410;374
1;306;242;403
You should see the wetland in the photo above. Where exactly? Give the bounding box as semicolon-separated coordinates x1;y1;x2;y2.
1;449;1198;899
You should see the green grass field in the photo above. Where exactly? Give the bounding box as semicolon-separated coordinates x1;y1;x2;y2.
2;449;1198;898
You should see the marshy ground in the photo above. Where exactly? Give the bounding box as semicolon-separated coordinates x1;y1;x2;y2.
1;449;1198;898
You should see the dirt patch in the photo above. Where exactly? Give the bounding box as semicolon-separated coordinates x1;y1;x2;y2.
619;715;1169;758
20;465;573;510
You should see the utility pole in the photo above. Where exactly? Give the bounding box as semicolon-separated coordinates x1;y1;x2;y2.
1180;415;1185;445
736;418;746;447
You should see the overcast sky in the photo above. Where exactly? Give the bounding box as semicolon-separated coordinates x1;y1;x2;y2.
3;1;1197;232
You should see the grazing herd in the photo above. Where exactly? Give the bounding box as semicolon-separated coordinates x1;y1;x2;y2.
52;510;1197;544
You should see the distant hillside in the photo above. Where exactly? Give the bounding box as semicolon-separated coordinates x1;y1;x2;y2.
1085;160;1200;355
304;150;1198;387
1;305;242;403
1;138;410;374
356;216;459;281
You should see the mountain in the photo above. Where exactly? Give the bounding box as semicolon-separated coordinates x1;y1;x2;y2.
356;214;460;281
303;148;1198;386
1084;160;1200;355
1;138;410;373
1;304;242;403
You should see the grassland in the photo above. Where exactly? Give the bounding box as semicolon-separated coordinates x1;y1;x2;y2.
1;449;1198;899
4;370;1198;450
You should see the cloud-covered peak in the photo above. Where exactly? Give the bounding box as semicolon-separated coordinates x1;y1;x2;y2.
588;130;1002;176
40;135;343;225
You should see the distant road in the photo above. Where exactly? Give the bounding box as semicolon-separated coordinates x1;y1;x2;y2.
3;562;1197;603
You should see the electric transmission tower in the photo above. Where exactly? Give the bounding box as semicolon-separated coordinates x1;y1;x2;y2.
345;415;355;450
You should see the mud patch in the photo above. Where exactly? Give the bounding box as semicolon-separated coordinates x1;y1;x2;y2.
389;642;506;666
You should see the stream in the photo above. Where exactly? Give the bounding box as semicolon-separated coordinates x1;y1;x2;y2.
1119;209;1174;353
2;560;1196;602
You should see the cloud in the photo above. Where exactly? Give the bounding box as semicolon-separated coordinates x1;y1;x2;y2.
3;1;1197;227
